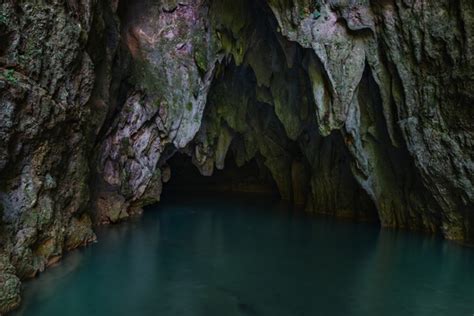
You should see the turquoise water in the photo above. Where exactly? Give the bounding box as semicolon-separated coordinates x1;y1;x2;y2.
13;194;474;316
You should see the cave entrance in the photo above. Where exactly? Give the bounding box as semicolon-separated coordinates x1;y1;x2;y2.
115;0;380;222
162;152;280;197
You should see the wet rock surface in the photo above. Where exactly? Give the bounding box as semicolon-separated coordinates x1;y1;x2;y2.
0;0;473;313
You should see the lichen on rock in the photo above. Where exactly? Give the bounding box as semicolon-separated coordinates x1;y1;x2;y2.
0;0;473;313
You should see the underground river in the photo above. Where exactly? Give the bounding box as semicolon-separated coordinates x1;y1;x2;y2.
12;194;474;316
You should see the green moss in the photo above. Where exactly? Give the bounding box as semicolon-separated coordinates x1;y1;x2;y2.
194;49;208;73
3;69;18;84
20;210;38;228
0;12;8;26
129;59;166;96
186;102;193;111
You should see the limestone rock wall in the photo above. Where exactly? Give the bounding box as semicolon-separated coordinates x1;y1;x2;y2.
93;0;219;224
0;1;98;312
266;0;474;240
0;0;472;314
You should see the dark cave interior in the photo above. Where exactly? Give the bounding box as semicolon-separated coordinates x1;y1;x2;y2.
163;151;279;196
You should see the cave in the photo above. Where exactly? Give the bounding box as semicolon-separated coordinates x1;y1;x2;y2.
163;151;279;196
0;0;473;315
144;0;383;221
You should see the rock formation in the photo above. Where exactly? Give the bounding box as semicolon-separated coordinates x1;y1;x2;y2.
0;0;472;313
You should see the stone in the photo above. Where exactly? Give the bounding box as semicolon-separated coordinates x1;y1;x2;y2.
0;255;21;313
0;0;473;313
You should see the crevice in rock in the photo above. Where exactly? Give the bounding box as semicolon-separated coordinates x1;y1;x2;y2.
352;65;443;231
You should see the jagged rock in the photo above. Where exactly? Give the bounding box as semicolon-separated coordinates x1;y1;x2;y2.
161;164;172;183
65;214;96;251
0;0;473;313
94;0;219;221
0;1;97;313
0;255;21;314
266;0;473;237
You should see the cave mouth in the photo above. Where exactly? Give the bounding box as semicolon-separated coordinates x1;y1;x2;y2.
162;152;280;197
108;0;386;226
150;0;381;222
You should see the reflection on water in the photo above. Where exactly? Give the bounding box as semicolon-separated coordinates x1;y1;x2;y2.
13;194;474;316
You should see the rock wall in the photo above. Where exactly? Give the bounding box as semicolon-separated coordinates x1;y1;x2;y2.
0;0;472;314
265;0;474;239
93;0;219;224
0;1;98;312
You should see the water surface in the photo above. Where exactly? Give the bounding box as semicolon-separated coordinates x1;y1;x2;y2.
13;194;474;316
